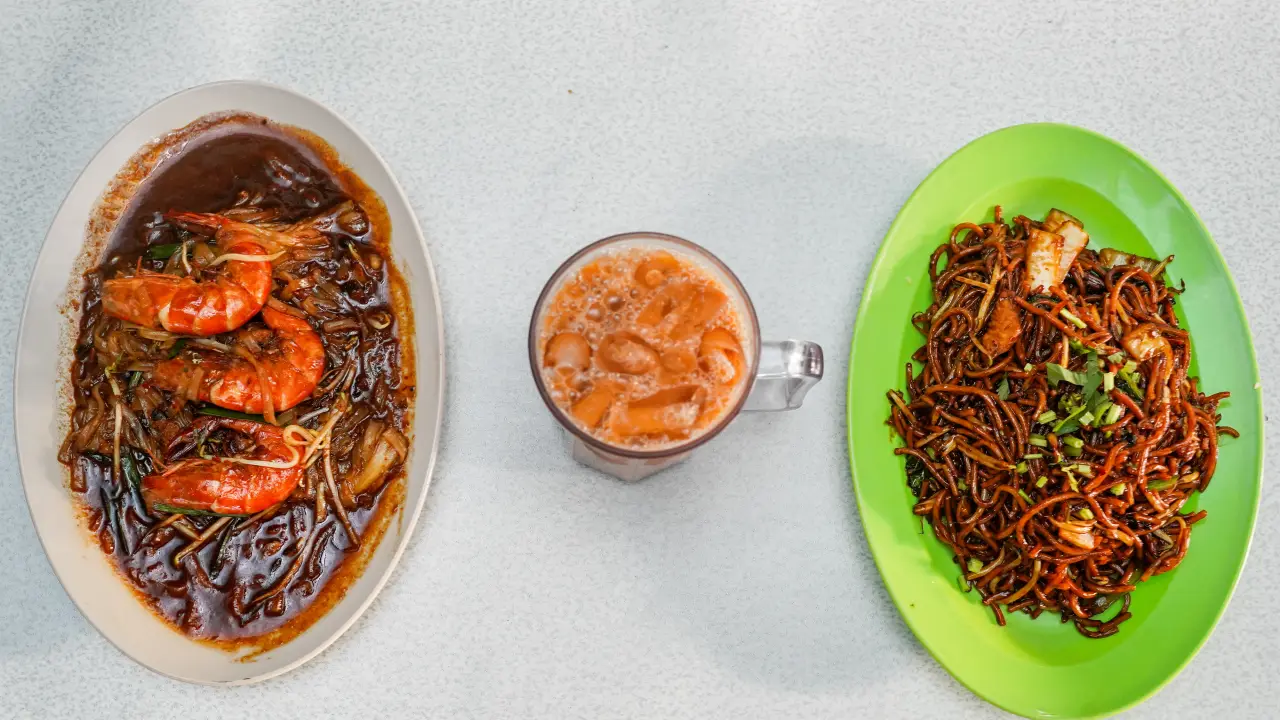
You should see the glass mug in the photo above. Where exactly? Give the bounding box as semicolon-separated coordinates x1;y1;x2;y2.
528;232;823;481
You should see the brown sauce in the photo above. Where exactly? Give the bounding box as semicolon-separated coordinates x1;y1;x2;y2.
60;114;415;650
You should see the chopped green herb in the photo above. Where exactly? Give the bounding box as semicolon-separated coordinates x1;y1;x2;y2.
956;479;968;492
1064;445;1083;457
1107;351;1126;364
1074;464;1094;477
1047;363;1085;386
1023;453;1044;460
1076;507;1095;520
997;377;1010;401
904;456;928;494
1147;478;1177;492
1037;410;1058;424
145;243;182;260
967;558;984;574
1060;309;1087;329
1028;434;1048;448
1015;461;1028;473
1023;363;1034;372
1069;338;1089;355
1103;372;1115;393
127;371;144;389
1017;489;1033;503
1078;411;1095;427
167;339;187;359
1036;476;1049;488
1064;469;1079;492
1062;436;1084;449
1117;362;1146;400
1109;484;1126;496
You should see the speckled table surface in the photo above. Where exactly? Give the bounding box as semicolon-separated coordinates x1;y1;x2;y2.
2;1;1278;718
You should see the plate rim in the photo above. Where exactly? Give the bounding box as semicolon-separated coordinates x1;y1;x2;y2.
845;121;1264;718
11;79;448;685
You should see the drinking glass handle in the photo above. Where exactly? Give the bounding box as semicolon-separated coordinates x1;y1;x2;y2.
743;340;824;412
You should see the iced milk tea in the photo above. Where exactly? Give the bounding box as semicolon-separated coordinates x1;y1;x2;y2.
538;247;751;450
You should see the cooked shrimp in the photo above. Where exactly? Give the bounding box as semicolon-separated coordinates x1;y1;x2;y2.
142;417;303;515
151;303;325;413
101;231;273;336
1122;323;1171;362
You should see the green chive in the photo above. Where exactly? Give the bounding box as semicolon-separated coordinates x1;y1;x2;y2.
1024;363;1034;372
1016;461;1028;473
1018;489;1032;503
1123;360;1138;374
1076;507;1095;520
1064;445;1083;457
1107;351;1126;364
1109;484;1126;496
1147;478;1177;492
1103;372;1115;392
957;480;968;492
1078;411;1095;427
1023;453;1044;460
1103;403;1124;425
1037;410;1058;424
967;558;984;573
1036;476;1049;488
167;339;187;359
1060;309;1087;329
128;370;144;389
1074;464;1094;477
1062;436;1084;448
150;502;248;518
1065;470;1079;492
1028;434;1048;447
196;406;266;423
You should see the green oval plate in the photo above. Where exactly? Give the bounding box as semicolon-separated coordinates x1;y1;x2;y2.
847;123;1263;719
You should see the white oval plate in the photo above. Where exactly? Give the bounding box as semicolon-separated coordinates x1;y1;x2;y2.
13;80;446;684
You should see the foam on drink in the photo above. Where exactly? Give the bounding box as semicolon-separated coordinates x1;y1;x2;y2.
538;246;751;450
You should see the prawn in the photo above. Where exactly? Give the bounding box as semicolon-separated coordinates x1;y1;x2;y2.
142;417;303;515
151;303;325;414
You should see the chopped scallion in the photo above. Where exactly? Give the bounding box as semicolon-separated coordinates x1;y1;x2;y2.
967;558;984;573
1103;372;1115;392
1036;476;1049;488
1109;484;1126;496
1076;507;1095;520
1107;351;1126;364
1028;434;1048;448
1060;309;1087;329
1023;453;1044;460
1015;461;1028;473
1062;436;1084;449
1037;410;1057;424
1018;489;1032;503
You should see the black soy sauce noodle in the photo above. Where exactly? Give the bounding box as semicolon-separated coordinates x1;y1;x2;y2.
65;121;410;641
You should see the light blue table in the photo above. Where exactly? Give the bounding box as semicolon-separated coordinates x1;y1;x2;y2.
2;1;1277;717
